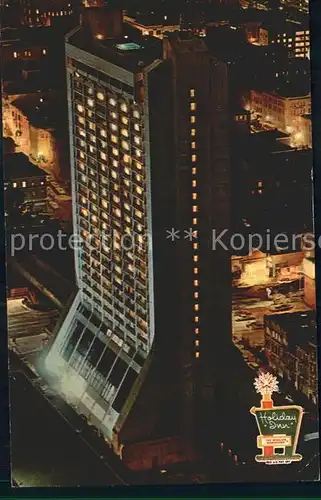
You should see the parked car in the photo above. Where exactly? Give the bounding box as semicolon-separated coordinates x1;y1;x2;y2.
273;304;293;312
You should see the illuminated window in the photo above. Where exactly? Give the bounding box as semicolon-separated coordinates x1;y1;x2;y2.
92;215;98;223
195;340;199;347
111;111;117;120
112;159;118;168
192;154;197;162
77;104;84;113
123;154;130;163
112;147;119;156
102;200;108;208
136;186;143;195
136;149;141;157
194;304;199;311
193;255;198;262
194;280;199;286
109;98;116;106
191;116;196;123
121;103;128;112
87;98;94;107
193;218;197;225
111;171;117;180
190;89;195;97
193;243;198;250
134;161;142;170
133;109;140;119
81;208;88;216
191;129;196;136
97;92;104;101
193;206;198;213
195;352;200;358
121;140;129;150
195;316;199;323
192;167;197;175
190;103;196;111
121;116;129;125
195;328;199;334
111;135;118;143
192;193;197;200
110;123;118;132
134;123;140;132
194;292;199;299
124;167;130;176
192;180;197;188
194;267;198;274
134;136;141;145
258;181;263;187
258;189;262;194
191;142;196;149
42;48;46;55
100;152;107;161
121;128;129;137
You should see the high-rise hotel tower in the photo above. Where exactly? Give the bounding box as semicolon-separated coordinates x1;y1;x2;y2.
45;7;231;467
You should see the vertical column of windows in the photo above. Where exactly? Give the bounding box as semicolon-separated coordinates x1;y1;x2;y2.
190;88;200;359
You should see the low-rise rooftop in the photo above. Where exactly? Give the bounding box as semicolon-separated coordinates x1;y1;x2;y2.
4;153;47;180
265;310;316;350
10;93;56;129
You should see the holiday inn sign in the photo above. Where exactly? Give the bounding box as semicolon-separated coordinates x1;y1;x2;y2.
251;373;304;465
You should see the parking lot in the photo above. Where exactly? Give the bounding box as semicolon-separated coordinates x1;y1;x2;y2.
232;287;310;350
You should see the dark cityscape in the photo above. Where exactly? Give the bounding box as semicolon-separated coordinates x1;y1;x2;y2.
1;0;320;487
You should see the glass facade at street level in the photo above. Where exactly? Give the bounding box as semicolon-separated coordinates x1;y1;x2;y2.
45;29;160;445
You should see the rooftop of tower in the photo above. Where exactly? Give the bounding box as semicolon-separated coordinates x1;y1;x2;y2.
66;7;163;72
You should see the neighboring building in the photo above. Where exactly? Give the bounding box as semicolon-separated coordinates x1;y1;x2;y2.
244;22;268;46
302;256;316;308
232;250;304;287
244;88;311;139
124;14;180;39
270;23;310;59
21;0;75;27
299;113;312;148
3;92;61;176
0;27;50;63
45;8;231;469
264;310;317;403
3;152;48;211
